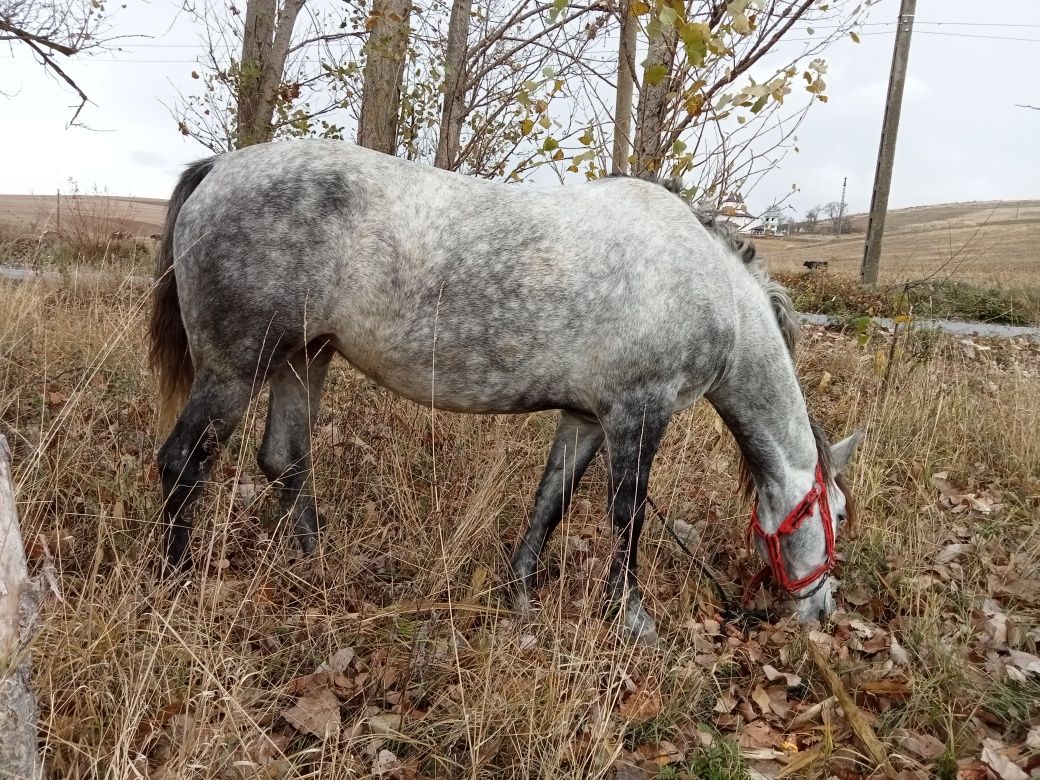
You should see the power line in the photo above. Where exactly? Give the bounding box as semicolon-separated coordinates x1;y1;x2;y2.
6;26;1040;66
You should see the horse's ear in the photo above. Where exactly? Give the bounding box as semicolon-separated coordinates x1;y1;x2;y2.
830;429;864;474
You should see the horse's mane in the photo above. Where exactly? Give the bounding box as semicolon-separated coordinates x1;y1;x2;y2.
611;174;800;354
684;197;800;356
639;177;853;521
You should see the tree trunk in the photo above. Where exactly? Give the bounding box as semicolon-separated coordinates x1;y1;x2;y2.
611;0;637;175
237;0;306;149
632;16;676;179
0;435;42;779
434;0;472;170
358;0;412;156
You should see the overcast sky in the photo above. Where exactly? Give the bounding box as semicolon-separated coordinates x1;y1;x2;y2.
2;0;1039;217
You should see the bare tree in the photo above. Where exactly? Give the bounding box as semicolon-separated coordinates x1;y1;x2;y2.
235;0;307;148
358;0;412;155
825;200;849;234
611;0;637;175
805;204;821;233
434;0;472;169
426;1;609;177
174;2;367;153
632;11;676;179
1;0;109;123
624;0;868;200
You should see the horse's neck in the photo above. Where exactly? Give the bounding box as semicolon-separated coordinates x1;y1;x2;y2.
708;310;817;529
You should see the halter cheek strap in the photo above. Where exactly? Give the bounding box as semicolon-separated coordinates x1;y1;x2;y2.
742;463;836;605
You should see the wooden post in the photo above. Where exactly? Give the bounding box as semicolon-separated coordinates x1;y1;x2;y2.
860;0;916;285
0;435;43;779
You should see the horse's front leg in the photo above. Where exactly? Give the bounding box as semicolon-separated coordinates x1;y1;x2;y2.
601;400;671;644
508;411;604;613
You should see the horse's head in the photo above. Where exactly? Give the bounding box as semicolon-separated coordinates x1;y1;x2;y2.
748;428;864;623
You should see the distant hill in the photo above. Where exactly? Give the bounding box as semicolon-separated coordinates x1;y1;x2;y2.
0;194;167;239
2;194;1037;285
761;200;1040;284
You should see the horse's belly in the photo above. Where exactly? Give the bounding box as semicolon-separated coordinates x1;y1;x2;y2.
333;334;569;415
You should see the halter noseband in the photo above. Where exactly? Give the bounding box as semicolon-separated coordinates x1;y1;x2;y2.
742;463;835;606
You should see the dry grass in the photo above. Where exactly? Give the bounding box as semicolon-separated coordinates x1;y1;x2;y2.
2;272;1039;779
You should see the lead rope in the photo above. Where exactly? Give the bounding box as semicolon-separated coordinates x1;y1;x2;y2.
646;495;772;628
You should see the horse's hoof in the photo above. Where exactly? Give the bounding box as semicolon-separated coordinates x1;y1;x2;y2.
622;592;658;646
296;532;318;555
511;588;534;618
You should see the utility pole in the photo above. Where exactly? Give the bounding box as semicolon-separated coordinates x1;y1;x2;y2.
860;0;916;285
834;176;847;237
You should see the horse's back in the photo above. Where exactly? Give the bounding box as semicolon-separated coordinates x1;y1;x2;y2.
171;140;739;413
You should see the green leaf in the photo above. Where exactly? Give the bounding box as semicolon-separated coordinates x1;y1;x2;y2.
680;22;709;66
542;66;556;79
659;6;677;27
671;139;687;155
520;118;534;135
850;31;861;43
750;93;769;114
579;128;594;145
522;79;538;92
644;63;670;86
630;0;651;15
538;114;551;129
542;136;559;152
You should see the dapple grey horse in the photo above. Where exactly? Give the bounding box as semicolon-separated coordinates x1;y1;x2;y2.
150;140;862;641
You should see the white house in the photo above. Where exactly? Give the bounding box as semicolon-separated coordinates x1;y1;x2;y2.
750;205;786;236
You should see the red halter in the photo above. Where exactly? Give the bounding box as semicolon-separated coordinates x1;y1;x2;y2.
742;463;835;605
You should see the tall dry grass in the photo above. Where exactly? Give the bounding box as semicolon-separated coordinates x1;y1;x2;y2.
1;273;1038;779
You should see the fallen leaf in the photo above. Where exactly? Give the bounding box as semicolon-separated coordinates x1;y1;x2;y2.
936;543;972;565
1008;649;1040;676
713;691;737;714
763;664;802;688
319;648;355;675
751;685;772;716
894;729;946;761
635;740;683;765
619;684;662;723
283;689;340;738
738;719;775;749
981;743;1028;780
889;635;909;665
371;748;399;775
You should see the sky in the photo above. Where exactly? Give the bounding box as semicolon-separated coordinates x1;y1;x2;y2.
2;0;1039;218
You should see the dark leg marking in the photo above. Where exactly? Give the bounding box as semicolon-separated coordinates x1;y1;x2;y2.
509;411;604;608
601;400;671;643
257;341;333;555
159;372;254;571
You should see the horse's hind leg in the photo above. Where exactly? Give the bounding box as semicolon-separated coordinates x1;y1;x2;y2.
509;411;604;611
159;371;254;570
257;341;332;554
601;401;671;644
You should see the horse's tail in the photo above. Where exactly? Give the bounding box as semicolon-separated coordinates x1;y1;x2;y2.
149;157;215;433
